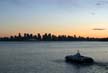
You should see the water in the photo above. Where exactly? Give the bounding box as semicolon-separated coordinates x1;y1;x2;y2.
0;42;108;73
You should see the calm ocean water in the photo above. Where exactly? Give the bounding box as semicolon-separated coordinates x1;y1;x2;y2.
0;42;108;73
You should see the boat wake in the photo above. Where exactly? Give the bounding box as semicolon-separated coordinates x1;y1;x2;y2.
53;59;108;69
52;59;65;64
94;61;108;69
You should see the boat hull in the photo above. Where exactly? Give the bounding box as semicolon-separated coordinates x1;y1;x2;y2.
65;55;94;64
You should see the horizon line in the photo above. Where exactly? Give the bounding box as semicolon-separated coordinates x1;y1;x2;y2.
0;33;108;39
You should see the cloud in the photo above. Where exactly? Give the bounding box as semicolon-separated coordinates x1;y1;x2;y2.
96;0;108;6
91;12;96;15
96;2;101;6
0;0;24;5
92;28;106;30
0;0;79;5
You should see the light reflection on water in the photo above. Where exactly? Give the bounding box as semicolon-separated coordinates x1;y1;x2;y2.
0;42;108;73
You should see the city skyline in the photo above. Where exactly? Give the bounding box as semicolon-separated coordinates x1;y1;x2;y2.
1;33;108;41
0;0;108;38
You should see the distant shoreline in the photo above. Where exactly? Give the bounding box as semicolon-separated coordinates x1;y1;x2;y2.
0;33;108;42
0;40;108;42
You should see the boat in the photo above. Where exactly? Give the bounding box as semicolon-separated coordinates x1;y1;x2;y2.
65;50;94;64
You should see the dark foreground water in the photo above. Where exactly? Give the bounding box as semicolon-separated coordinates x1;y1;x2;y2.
0;42;108;73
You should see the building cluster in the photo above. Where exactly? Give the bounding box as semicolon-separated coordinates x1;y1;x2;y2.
0;33;108;41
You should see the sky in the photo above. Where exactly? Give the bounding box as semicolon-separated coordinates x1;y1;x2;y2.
0;0;108;37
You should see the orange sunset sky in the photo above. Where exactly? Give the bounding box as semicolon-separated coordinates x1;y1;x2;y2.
0;0;108;38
